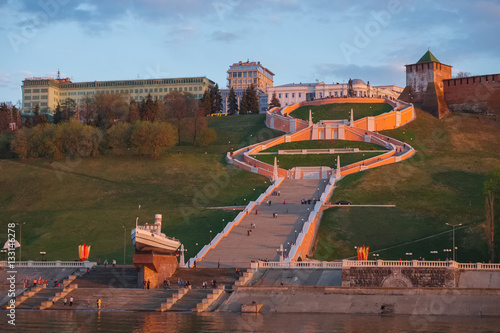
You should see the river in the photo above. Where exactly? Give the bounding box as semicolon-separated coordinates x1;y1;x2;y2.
7;311;500;332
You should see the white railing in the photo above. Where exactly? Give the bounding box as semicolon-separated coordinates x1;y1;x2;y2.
0;261;96;268
252;260;500;271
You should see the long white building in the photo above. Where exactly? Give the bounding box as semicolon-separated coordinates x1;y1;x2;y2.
267;79;403;107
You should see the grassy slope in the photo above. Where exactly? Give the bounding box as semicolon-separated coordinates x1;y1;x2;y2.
252;152;384;170
261;140;385;152
0;114;284;263
313;110;500;262
291;103;393;123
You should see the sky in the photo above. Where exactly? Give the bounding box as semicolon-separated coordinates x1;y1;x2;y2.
1;0;499;106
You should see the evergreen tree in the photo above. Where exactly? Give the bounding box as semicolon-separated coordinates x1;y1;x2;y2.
199;90;212;116
141;94;155;121
246;84;260;113
33;105;41;126
210;84;223;114
53;103;63;124
239;90;249;115
269;92;281;109
227;87;238;115
61;98;76;121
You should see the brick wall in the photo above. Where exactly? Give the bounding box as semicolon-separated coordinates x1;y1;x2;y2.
443;74;500;115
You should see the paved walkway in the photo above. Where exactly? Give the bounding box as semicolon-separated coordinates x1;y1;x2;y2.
198;179;328;268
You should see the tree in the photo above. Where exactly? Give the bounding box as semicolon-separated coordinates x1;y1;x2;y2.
106;122;131;152
164;91;197;145
61;98;77;121
227;87;239;115
53;103;63;124
0;103;10;131
210;84;223;114
189;107;207;146
239;90;249;115
33;105;48;126
199;90;212;116
484;167;500;262
140;94;155;121
11;128;31;159
80;95;96;124
12;106;22;130
269;92;281;109
130;121;177;158
454;71;472;78
127;100;140;123
246;84;260;113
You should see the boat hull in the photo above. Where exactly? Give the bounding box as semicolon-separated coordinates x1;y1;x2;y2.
131;229;180;255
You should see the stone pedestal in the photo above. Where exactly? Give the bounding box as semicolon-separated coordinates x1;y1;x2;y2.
133;254;178;289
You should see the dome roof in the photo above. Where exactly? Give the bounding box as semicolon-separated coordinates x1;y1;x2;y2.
351;79;365;85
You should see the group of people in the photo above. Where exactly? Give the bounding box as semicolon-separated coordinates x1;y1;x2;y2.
24;276;48;289
301;198;317;205
143;279;151;289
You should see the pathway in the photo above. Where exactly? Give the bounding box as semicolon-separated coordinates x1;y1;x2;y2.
197;179;328;268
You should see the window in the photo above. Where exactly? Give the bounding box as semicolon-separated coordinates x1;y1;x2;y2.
285;93;288;98
194;87;198;91
248;72;252;78
24;103;30;107
41;102;47;107
238;80;241;84
278;93;281;98
154;88;158;92
243;72;247;78
25;89;31;93
33;89;40;93
159;88;163;92
135;89;138;93
139;89;143;93
32;95;39;100
41;95;48;100
189;87;192;91
238;72;242;78
120;90;124;93
254;79;257;84
25;96;31;100
299;93;302;98
41;88;48;93
292;93;294;98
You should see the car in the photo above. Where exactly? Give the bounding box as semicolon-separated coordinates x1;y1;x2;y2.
335;200;352;205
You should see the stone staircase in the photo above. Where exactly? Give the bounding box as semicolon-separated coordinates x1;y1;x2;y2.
7;275;78;310
71;266;138;288
235;268;255;286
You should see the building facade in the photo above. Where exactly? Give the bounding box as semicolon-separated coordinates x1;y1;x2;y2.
267;80;403;107
226;60;274;93
21;76;215;115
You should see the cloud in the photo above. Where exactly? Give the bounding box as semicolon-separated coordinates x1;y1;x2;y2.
211;30;239;43
166;26;197;45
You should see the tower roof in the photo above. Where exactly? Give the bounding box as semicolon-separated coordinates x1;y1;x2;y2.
417;50;440;64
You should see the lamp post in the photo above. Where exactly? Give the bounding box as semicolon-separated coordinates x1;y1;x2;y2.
122;226;126;265
40;251;46;261
405;252;412;260
446;223;462;261
373;253;380;260
1;249;6;261
209;230;212;243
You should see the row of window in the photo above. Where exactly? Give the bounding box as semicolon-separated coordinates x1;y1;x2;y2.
24;88;48;94
57;86;203;97
24;102;48;107
24;95;48;100
228;71;258;79
58;77;207;89
228;79;258;86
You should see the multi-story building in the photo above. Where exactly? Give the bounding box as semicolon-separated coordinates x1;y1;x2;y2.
21;75;215;115
267;80;403;107
226;60;274;93
221;60;274;114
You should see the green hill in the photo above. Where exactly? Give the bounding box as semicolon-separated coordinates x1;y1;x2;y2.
0;114;283;263
313;109;500;262
291;102;393;122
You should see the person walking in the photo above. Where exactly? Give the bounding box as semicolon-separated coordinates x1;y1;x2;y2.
218;259;220;268
69;296;73;306
63;297;67;306
97;298;101;309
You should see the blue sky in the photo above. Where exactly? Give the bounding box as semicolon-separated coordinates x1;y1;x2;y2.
1;0;499;105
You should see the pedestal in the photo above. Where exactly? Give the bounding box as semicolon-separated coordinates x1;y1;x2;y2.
133;254;178;289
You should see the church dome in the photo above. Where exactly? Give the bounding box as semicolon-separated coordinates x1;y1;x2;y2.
351;79;365;85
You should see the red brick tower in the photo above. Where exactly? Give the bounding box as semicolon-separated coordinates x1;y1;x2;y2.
401;50;452;118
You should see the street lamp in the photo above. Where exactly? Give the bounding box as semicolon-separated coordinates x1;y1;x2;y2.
405;252;412;260
446;223;462;261
373;253;380;259
209;230;212;243
122;226;127;265
40;251;46;261
0;249;6;261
